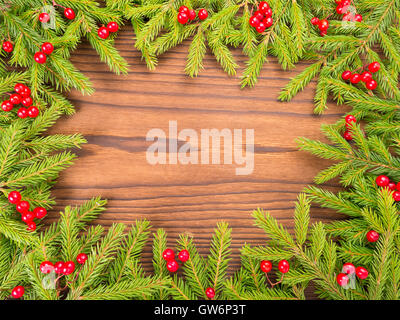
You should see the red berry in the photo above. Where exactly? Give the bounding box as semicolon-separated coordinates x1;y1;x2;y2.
11;286;24;299
162;248;175;261
34;51;47;64
39;12;50;23
393;191;400;202
318;19;329;31
77;253;88;264
260;260;272;273
342;263;356;274
343;130;353;141
366;79;377;90
41;42;54;55
16;200;30;214
388;182;397;191
256;21;266;33
40;261;54;274
188;9;196;20
397;182;400;191
198;9;208;20
33;207;47;219
177;12;189;24
368;61;380;73
336;273;349;286
14;83;25;93
360;71;372;82
366;230;379;243
64;8;75;20
98;27;109;39
376;175;390;187
63;261;75;275
166;260;179;272
355;266;368;279
278;259;290;273
350;73;361;84
179;6;189;14
345;114;356;124
354;14;362;22
8;191;21;204
17;107;28;119
249;16;260;28
10;94;22;105
21;211;35;224
258;1;270;15
1;100;13;111
2;41;13;53
27;221;36;231
311;17;320;25
253;11;264;21
27;106;39;118
320;30;327;37
20;86;31;97
336;5;344;14
21;96;33;107
178;250;190;262
205;287;215;299
264;7;272;17
107;21;119;33
54;261;65;274
264;16;273;28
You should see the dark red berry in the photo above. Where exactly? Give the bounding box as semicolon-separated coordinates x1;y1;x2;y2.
264;16;273;28
388;182;397;191
98;27;109;39
11;286;24;298
366;79;377;90
278;259;290;273
264;7;272;17
34;51;47;64
20;86;31;97
27;106;39;118
260;260;272;273
178;250;190;262
39;12;50;23
77;253;88;264
343;130;353;141
311;17;319;25
198;9;208;20
41;42;54;55
177;12;189;24
249;16;260;28
355;266;368;279
21;211;35;224
16;201;30;214
14;83;25;93
253;11;264;21
320;30;327;37
336;273;349;286
21;96;33;107
318;19;329;31
256;21;266;33
376;175;390;187
393;191;400;202
54;261;65;274
1;100;13;111
27;221;36;231
17;107;28;119
8;191;21;204
107;21;119;33
10;94;22;105
368;61;380;73
162;248;175;261
2;41;13;53
179;6;189;14
63;261;75;275
188;9;196;20
33;207;47;219
64;8;75;20
342;71;352;81
40;261;54;274
205;287;215;299
360;71;372;82
166;260;179;272
342;263;356;274
258;1;270;15
366;230;379;242
350;73;361;84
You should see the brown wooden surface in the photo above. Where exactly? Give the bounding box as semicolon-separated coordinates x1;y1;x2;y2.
48;26;348;272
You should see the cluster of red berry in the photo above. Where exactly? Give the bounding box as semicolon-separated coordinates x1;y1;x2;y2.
98;22;120;39
8;190;48;231
40;253;88;275
248;1;273;33
177;6;208;24
1;83;39;118
260;259;290;274
336;263;368;287
34;42;55;64
376;175;400;201
162;248;189;272
341;61;380;90
310;17;329;36
335;0;362;22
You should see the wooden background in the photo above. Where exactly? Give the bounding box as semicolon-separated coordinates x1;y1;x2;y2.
48;26;347;273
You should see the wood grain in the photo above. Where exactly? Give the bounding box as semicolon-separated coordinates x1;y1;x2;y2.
48;26;349;272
